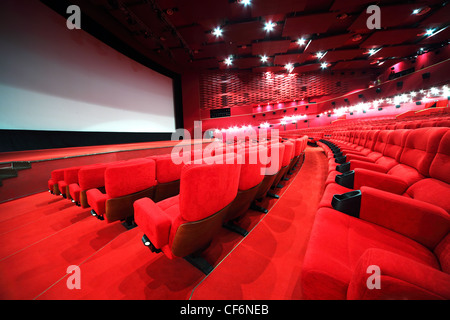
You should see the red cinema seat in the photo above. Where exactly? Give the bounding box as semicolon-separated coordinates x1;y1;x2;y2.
251;142;285;212
320;127;448;208
57;166;81;199
48;169;64;195
302;197;450;300
134;154;241;274
271;140;294;190
436;119;450;127
86;158;156;227
69;163;108;208
150;154;186;202
64;167;82;201
345;129;410;173
222;146;266;236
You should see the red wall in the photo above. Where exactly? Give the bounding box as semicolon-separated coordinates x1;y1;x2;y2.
181;46;450;133
181;73;201;135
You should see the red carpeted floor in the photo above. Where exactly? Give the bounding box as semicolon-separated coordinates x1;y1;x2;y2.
0;139;209;163
0;147;327;300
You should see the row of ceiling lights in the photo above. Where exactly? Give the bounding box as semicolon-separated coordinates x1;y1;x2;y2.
208;1;444;71
221;25;442;71
212;84;449;132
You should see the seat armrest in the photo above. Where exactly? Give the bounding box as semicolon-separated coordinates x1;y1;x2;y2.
134;197;172;249
353;168;408;194
68;183;81;201
86;188;109;216
350;161;388;173
359;186;450;250
347;248;450;300
346;154;375;163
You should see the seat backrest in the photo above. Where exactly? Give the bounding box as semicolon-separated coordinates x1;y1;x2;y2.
352;131;361;145
294;138;303;156
436;119;450;127
51;169;64;181
429;129;450;185
364;130;379;150
281;141;294;167
153;154;185;184
179;156;241;222
398;127;448;177
420;120;436;128
395;122;407;129
382;129;410;160
237;147;265;191
373;130;392;154
78;163;108;190
358;131;369;147
105;158;156;198
265;143;285;175
64;167;81;184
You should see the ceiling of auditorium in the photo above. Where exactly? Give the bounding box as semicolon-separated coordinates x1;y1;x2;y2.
55;0;450;74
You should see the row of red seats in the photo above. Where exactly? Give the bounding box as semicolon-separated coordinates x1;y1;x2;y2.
283;112;450;141
301;125;450;299
47;136;308;273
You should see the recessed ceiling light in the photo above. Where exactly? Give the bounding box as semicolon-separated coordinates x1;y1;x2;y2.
320;62;328;69
285;63;294;73
368;48;381;56
425;28;435;36
260;55;268;63
240;0;251;6
224;56;233;66
412;6;431;16
297;38;306;46
212;26;223;37
316;51;326;59
264;21;276;32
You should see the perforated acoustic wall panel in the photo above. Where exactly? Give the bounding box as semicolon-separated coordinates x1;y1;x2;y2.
199;70;377;110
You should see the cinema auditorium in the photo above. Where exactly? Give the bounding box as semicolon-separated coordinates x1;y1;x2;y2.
0;0;449;303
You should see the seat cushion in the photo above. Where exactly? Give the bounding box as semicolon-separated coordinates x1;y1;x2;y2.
301;208;441;300
405;178;450;213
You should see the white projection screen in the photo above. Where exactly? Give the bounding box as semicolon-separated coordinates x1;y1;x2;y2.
0;0;176;133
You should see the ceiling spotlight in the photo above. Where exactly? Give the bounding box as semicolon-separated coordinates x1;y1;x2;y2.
224;56;233;66
316;51;326;59
297;38;306;46
320;62;328;69
240;0;251;6
430;87;439;95
260;55;268;63
412;6;431;16
285;63;294;73
368;48;381;56
212;26;223;37
425;28;435;36
264;21;276;32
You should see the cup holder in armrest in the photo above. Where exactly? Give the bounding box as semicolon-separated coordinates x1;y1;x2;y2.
336;162;350;173
335;155;347;164
334;151;343;158
335;170;354;188
331;190;361;217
